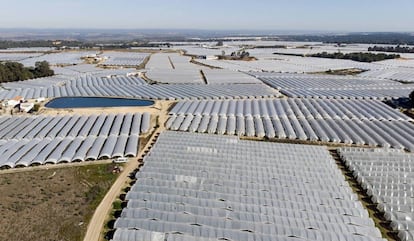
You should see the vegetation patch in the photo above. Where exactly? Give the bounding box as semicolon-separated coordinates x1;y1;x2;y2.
0;163;119;241
217;50;256;61
0;61;54;83
310;52;400;63
312;68;367;76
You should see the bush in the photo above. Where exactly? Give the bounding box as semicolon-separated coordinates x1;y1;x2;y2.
32;104;40;112
112;200;122;210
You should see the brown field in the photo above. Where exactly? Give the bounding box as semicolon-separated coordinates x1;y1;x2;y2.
0;163;119;241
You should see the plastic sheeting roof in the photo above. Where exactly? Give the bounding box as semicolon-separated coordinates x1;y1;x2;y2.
112;131;385;241
338;148;414;241
0;112;150;169
0;83;279;101
101;52;149;66
253;73;413;100
167;99;414;151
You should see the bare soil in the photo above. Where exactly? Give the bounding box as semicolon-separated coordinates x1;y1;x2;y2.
311;68;367;75
0;164;119;241
37;100;175;118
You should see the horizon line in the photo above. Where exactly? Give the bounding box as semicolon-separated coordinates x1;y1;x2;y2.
0;28;413;34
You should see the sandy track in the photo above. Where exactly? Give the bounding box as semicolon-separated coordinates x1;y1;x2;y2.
82;129;159;241
82;101;172;241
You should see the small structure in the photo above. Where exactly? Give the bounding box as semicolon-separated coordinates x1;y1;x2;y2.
36;97;46;103
20;102;34;113
7;96;24;108
113;157;128;163
112;165;124;174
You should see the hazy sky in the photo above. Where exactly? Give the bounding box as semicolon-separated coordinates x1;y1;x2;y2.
1;0;413;32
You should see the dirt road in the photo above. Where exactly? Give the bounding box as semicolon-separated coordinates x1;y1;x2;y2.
82;101;171;241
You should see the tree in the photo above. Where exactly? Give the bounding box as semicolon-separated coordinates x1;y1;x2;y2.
0;62;33;82
32;61;54;78
0;61;53;83
410;90;414;106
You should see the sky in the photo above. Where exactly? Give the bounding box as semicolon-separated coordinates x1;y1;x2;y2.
1;0;414;32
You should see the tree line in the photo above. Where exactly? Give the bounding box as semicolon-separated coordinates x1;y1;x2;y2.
368;45;414;54
282;33;414;45
0;40;85;49
0;61;54;83
0;40;170;50
310;52;400;63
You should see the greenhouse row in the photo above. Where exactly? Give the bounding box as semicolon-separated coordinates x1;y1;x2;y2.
146;53;196;70
146;68;261;85
253;73;414;100
2;75;147;91
146;69;204;84
195;56;378;73
2;75;73;90
0;52;43;62
360;68;414;83
203;69;262;84
101;52;149;66
281;87;414;100
167;99;414;151
112;131;385;241
145;53;209;84
68;75;148;87
338;148;414;241
376;59;414;68
253;73;401;90
0;112;150;140
0;135;140;168
53;65;137;77
167;114;414;151
0;112;151;169
0;83;279;100
19;51;97;67
169;98;411;121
